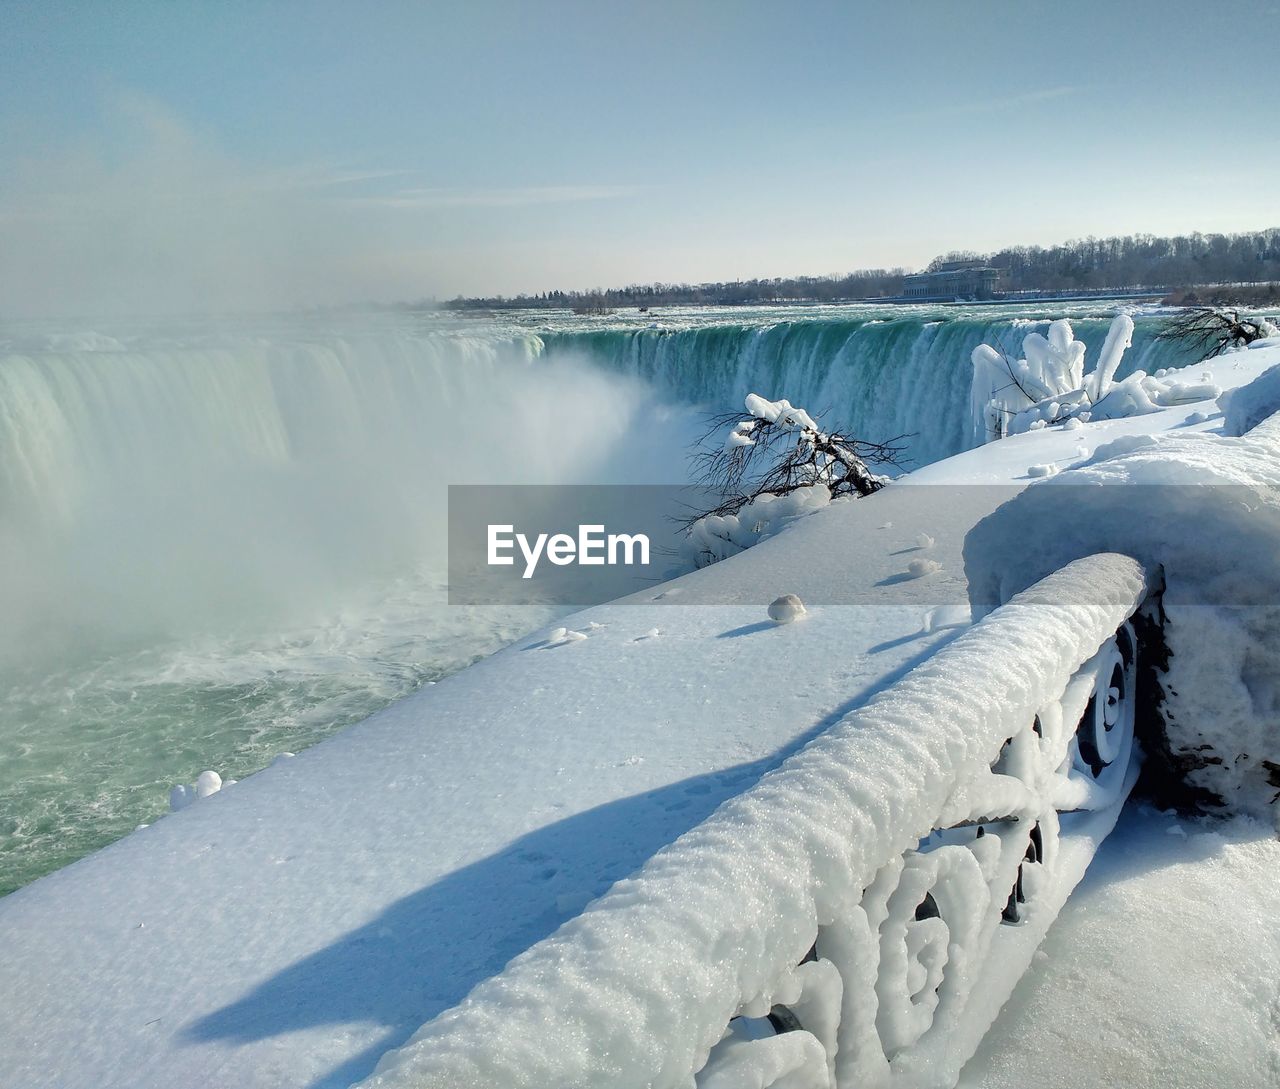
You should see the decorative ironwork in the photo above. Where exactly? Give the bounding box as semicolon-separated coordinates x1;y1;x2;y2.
697;623;1140;1089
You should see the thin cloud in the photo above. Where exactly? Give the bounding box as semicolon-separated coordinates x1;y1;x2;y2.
344;185;641;210
904;85;1079;121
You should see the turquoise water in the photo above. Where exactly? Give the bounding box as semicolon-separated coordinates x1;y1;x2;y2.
0;302;1199;894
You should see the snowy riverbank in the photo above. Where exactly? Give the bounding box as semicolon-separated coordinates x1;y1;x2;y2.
2;340;1278;1088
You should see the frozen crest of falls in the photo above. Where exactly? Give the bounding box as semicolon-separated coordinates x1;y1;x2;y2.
537;306;1187;463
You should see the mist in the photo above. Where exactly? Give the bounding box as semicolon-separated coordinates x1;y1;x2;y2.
0;92;434;319
0;328;697;671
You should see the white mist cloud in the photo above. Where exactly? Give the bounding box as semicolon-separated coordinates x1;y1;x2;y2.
0;92;369;317
0;90;637;318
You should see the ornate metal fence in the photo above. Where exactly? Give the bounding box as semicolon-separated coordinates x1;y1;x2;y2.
361;553;1150;1089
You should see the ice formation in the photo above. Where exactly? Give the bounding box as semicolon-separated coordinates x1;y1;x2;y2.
965;387;1280;820
545;626;589;647
169;770;227;812
971;315;1222;441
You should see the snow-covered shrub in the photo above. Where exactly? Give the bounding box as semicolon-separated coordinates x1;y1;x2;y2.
683;485;834;567
971;315;1222;441
1155;306;1278;360
683;395;900;567
964;402;1280;822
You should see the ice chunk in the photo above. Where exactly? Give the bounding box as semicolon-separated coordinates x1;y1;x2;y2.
195;771;223;799
546;627;588;647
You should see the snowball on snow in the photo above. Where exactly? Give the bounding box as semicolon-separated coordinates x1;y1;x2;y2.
916;533;935;549
767;594;806;624
1026;464;1059;478
906;558;941;578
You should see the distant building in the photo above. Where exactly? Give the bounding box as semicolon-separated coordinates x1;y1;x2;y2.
902;263;1002;301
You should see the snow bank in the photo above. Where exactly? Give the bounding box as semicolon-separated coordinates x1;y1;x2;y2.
960;807;1280;1089
1218;361;1280;436
359;555;1146;1089
965;403;1280;821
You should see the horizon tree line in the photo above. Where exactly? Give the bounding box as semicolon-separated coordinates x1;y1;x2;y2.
436;227;1280;311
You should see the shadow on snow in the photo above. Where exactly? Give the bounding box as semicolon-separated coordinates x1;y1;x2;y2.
185;632;963;1088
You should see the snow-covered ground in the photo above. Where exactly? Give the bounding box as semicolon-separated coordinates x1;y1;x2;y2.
1;343;1277;1089
960;805;1280;1089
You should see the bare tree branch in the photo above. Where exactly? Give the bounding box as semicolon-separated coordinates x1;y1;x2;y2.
1156;306;1272;359
684;407;908;528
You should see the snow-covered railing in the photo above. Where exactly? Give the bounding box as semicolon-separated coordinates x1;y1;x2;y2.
361;553;1149;1089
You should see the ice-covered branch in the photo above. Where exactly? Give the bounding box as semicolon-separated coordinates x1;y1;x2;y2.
684;395;904;567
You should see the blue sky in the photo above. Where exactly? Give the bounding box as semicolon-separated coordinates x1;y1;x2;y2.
3;0;1278;315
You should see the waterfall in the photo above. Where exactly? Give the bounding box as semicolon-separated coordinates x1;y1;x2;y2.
539;309;1190;466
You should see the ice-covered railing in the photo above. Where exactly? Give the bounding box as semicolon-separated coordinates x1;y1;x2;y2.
361;554;1149;1089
